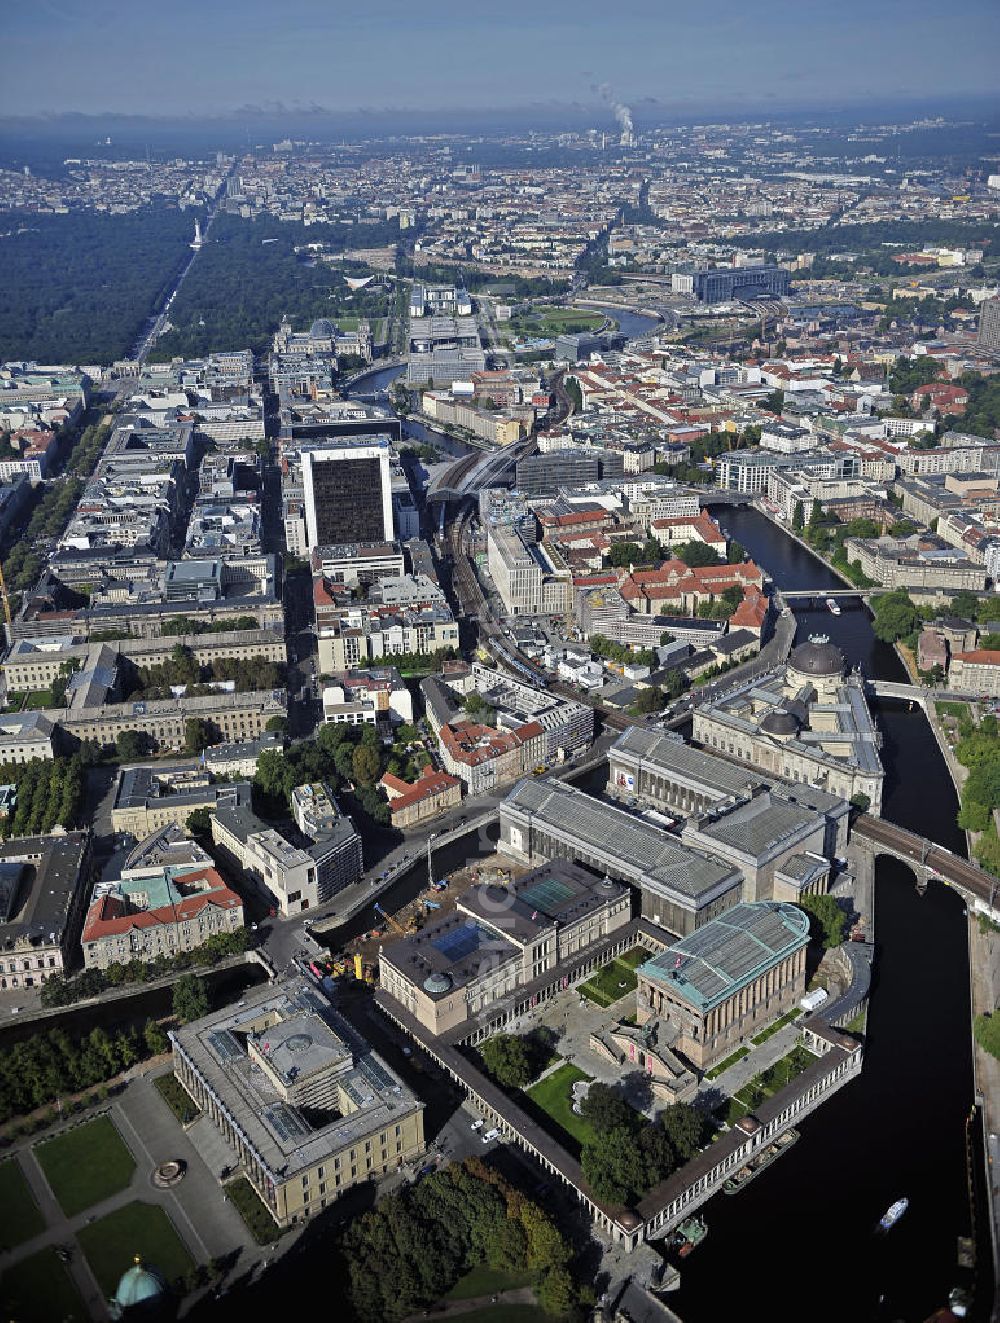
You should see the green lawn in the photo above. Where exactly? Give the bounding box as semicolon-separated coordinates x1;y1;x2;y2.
511;307;608;337
224;1176;283;1244
0;1247;89;1323
153;1073;200;1125
578;954;644;1008
35;1115;136;1216
750;1008;802;1046
705;1046;750;1081
936;700;970;719
525;1062;594;1150
722;1044;816;1124
77;1201;194;1294
0;1157;46;1249
446;1265;534;1300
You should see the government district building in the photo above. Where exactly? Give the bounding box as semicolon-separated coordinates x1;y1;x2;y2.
0;832;92;990
499;779;742;936
378;860;631;1035
81;826;243;970
170;976;425;1227
636;902;810;1072
691;638;885;815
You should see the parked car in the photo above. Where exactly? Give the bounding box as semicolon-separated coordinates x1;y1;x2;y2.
481;1128;501;1144
470;1118;485;1131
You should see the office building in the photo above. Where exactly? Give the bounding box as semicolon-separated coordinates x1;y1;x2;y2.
170;976;425;1227
82;832;243;970
693;266;791;304
977;295;1000;355
110;768;252;839
301;442;393;549
636;902;810;1071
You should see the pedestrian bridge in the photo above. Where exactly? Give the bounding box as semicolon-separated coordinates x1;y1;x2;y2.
852;813;999;916
867;680;980;710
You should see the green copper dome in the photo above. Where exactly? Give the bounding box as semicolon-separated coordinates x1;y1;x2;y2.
114;1258;166;1310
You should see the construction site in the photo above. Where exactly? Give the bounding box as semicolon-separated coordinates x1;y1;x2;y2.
319;852;533;985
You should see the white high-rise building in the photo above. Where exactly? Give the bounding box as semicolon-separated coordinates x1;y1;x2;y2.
301;441;393;549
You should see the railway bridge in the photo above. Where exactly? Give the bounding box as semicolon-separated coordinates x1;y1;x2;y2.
851;813;999;917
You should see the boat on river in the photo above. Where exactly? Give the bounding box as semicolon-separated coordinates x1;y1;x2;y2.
879;1197;909;1232
825;597;842;615
671;1215;708;1257
723;1129;800;1193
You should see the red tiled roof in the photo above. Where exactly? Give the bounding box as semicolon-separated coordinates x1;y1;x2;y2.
82;867;242;945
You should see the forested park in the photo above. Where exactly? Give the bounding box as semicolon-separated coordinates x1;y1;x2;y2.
0;207;194;363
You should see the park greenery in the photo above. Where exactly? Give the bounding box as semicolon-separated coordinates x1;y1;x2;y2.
674;540;723;568
796;893;847;950
39;932;247;1008
951;710;1000;875
172;973;210;1024
940;371;1000;441
122;645;284;701
608;537;662;569
0;755;86;839
253;720;392;827
0;207;195;363
2;476;83;597
338;1157;588;1322
0;1021;165;1125
589;633;656;669
159;613;259;636
149;213;395;359
579;1084;709;1206
478;1030;557;1089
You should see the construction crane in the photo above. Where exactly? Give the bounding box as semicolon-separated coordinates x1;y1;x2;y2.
373;901;407;936
0;560;11;630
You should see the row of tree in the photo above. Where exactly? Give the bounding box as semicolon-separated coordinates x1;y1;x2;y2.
159;614;259;636
340;1157;586;1322
0;1020;168;1124
125;645;285;699
0;754;85;839
40;936;244;1008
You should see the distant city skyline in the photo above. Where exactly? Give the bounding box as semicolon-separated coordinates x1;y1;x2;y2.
4;0;1000;120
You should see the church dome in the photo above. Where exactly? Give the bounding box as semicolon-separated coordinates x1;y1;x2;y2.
309;318;336;339
788;636;844;678
760;709;800;738
114;1259;166;1313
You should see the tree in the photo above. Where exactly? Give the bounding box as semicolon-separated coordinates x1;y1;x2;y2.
172;974;209;1024
582;1126;647;1204
727;539;747;564
462;691;493;722
791;500;804;532
765;388;784;414
580;1082;637;1134
144;1019;170;1055
352;743;381;787
115;730;147;762
265;715;287;734
797;893;846;949
537;1267;576;1317
186;807;212;840
183;718;210;755
675;540;720;568
632;686;664;716
871;590;921;645
479;1033;535;1089
658;1101;706;1162
808;499;824;529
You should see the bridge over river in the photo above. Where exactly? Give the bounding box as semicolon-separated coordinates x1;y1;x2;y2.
853;812;999;914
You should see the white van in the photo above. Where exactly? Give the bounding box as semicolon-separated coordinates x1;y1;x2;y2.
481;1128;501;1144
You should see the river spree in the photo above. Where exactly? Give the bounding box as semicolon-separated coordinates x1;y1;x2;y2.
671;504;986;1322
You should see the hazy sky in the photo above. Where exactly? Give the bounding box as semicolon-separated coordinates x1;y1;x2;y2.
4;0;999;119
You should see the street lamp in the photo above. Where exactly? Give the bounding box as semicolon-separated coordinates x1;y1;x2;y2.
427;832;437;886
